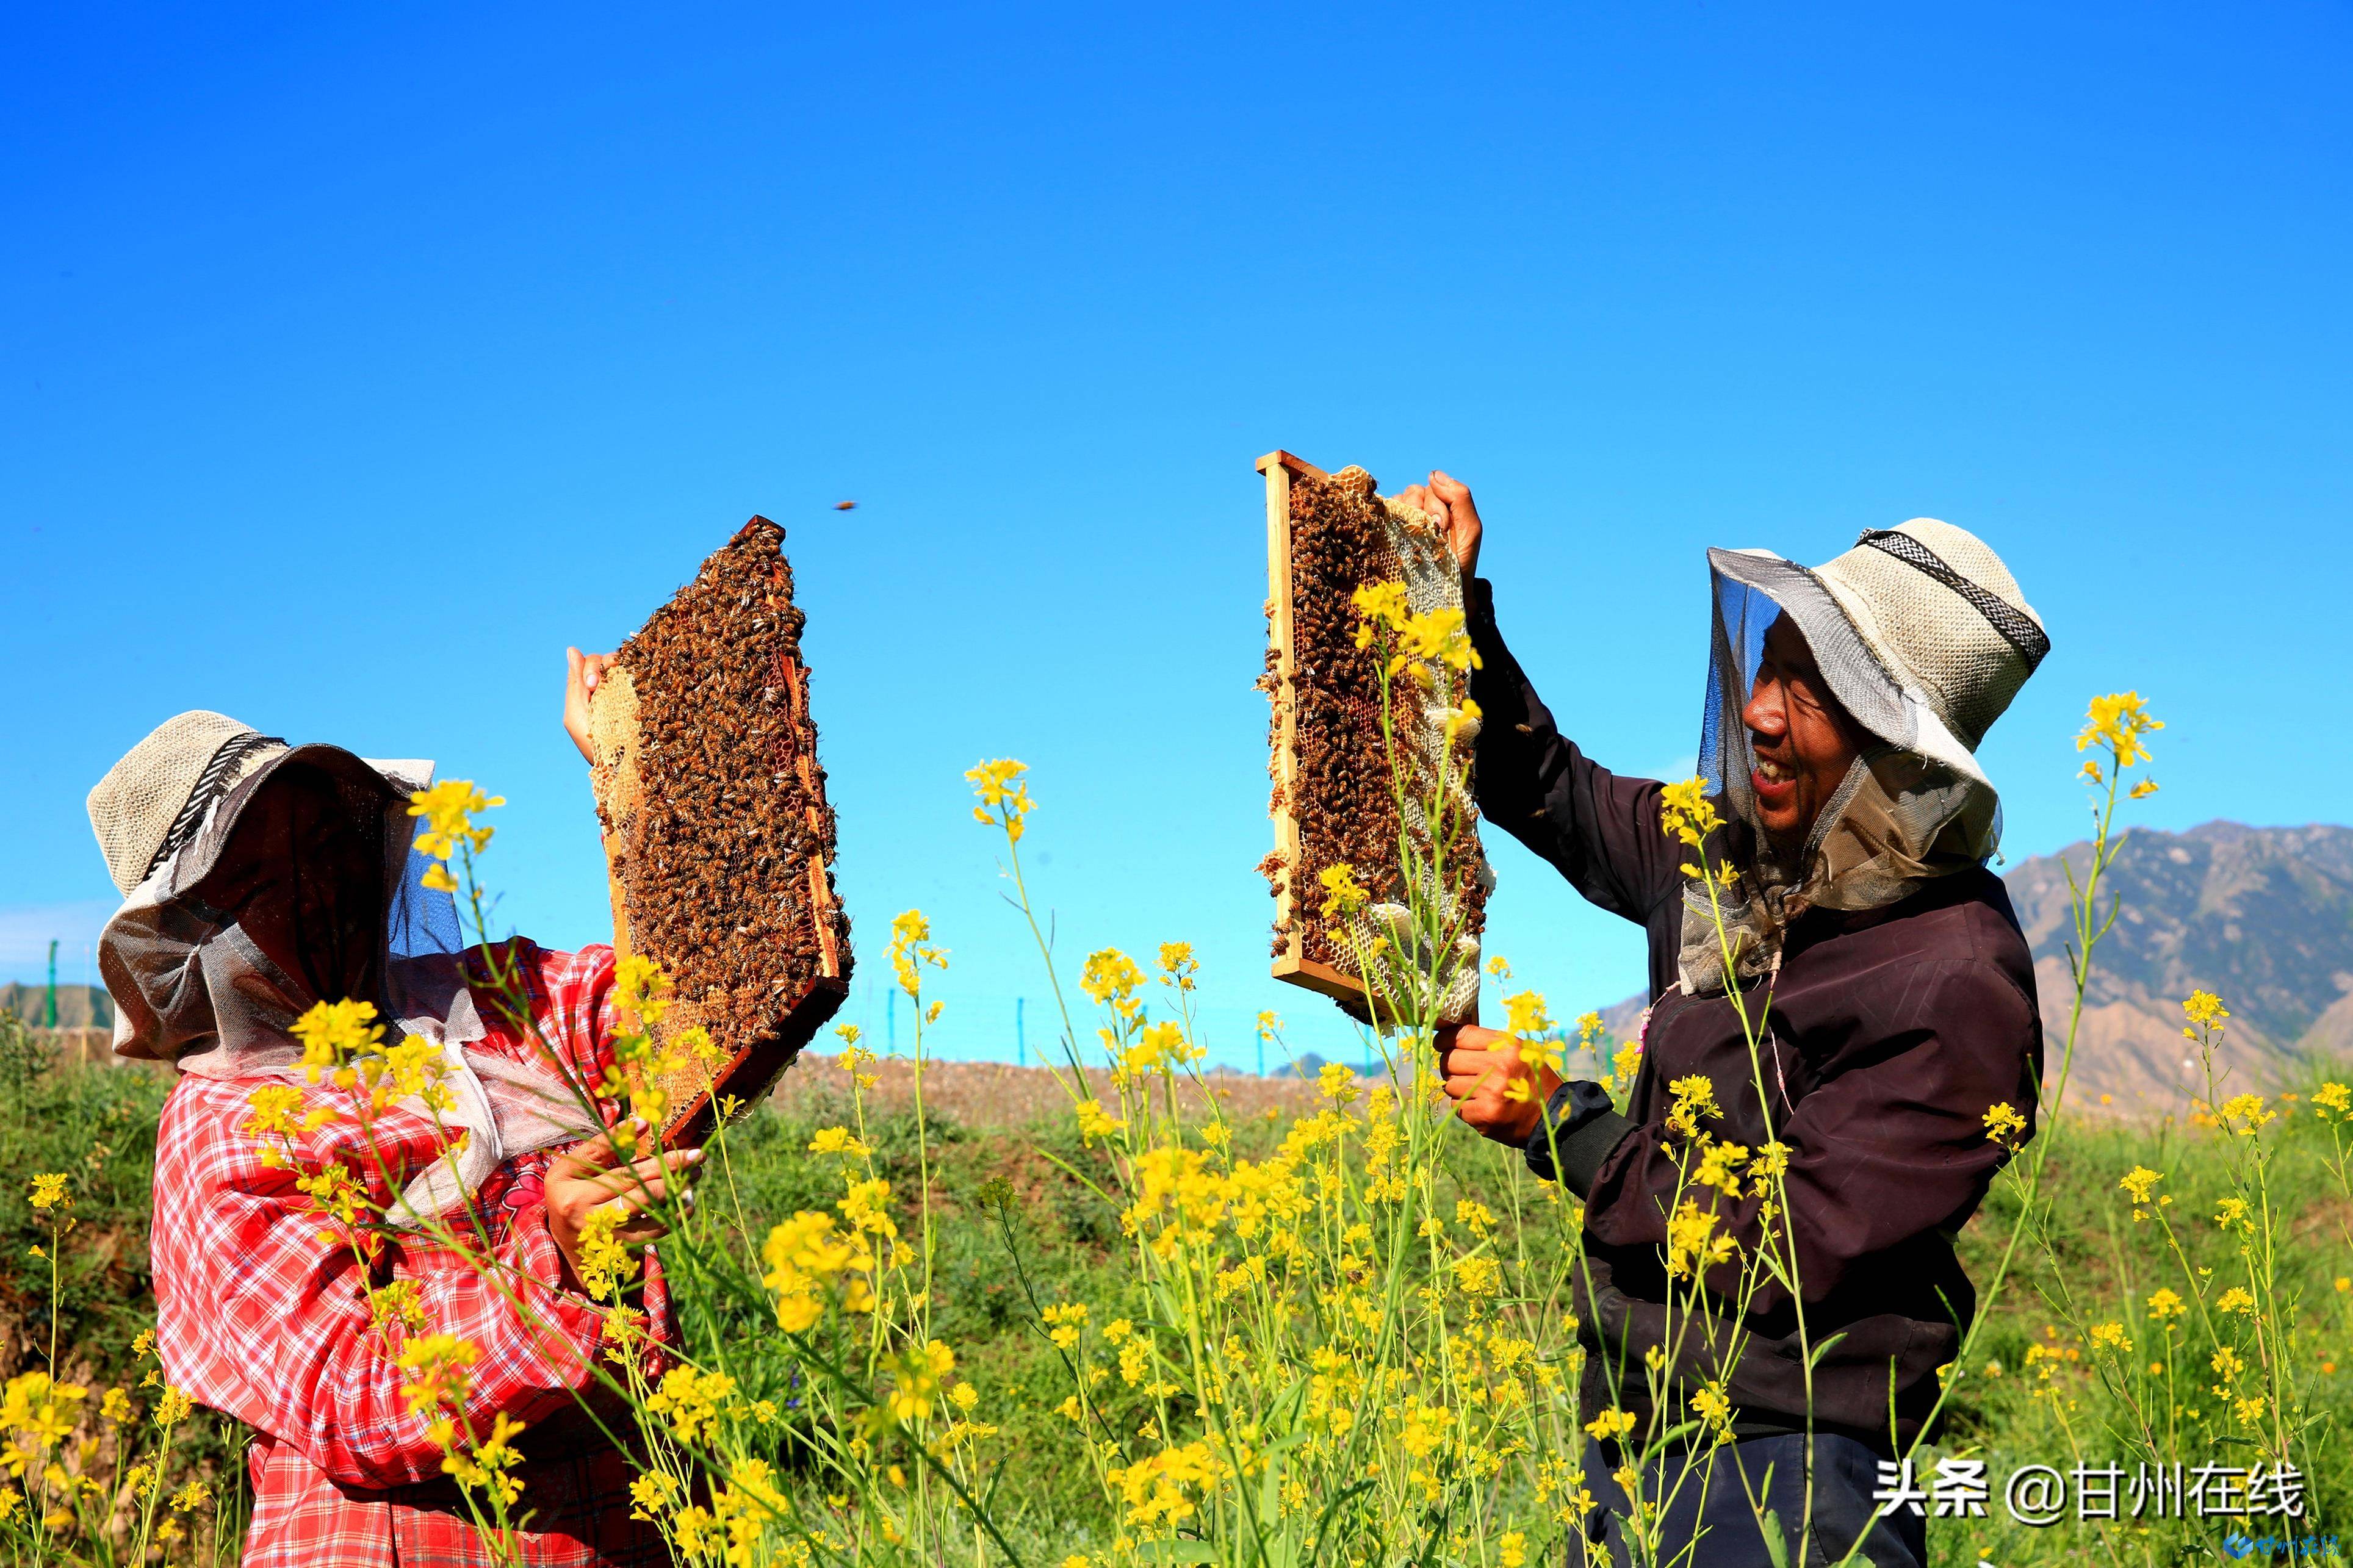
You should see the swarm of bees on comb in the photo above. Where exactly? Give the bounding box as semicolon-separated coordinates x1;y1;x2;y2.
1257;454;1490;1011
587;517;851;1145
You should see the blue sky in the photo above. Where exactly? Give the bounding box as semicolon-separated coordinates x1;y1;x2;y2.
8;2;2351;1068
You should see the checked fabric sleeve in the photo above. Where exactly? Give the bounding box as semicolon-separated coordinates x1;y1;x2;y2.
150;942;663;1491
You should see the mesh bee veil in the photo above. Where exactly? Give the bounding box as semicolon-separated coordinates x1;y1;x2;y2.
1327;494;1493;1024
95;729;599;1226
1684;526;2045;995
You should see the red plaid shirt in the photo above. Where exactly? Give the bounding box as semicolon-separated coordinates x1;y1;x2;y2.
151;941;670;1567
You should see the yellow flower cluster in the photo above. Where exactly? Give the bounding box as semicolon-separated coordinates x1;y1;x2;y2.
761;1210;879;1332
884;1341;955;1423
440;1411;527;1508
965;758;1034;843
805;1126;872;1159
1106;1440;1223;1530
406;779;503;893
1665;1199;1735;1280
1073;1098;1126;1142
0;1375;85;1477
288;997;452;1124
2075;691;2163;780
1350;579;1483;689
600;955;726;1126
1080;947;1145;1012
395;1334;478;1423
2118;1163;2170;1221
2182;988;2229;1035
1983;1100;2028;1152
888;909;948;1006
1316;861;1369;922
1042;1302;1088;1351
647;1364;738;1444
1663;1074;1719;1140
574;1206;636;1301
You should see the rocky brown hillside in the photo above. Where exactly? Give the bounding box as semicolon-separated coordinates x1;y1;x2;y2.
1582;822;2353;1113
2003;821;2353;1109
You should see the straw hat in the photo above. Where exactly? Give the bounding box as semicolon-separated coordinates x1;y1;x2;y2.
87;711;393;897
1811;520;2049;752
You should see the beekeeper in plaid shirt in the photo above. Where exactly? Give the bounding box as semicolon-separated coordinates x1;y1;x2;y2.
88;652;696;1567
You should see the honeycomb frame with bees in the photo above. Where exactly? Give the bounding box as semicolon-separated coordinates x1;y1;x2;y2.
586;517;851;1146
1255;451;1490;1015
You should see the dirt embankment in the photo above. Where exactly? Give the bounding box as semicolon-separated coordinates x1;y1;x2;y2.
773;1053;1341;1129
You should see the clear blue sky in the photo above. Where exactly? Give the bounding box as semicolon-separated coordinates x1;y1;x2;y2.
8;2;2351;1069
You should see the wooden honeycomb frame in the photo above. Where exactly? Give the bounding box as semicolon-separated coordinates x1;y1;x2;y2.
588;517;851;1147
1261;451;1363;1005
1259;450;1490;1017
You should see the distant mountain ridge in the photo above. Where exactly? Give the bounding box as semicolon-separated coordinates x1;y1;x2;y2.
2003;821;2353;1106
1582;822;2353;1112
0;982;113;1030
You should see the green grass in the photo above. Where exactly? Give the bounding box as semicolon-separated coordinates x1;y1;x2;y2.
8;999;2347;1563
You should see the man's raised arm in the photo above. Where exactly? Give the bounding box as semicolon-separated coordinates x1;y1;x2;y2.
1402;471;1684;926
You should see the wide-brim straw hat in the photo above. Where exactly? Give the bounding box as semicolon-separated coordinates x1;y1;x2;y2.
87;710;399;900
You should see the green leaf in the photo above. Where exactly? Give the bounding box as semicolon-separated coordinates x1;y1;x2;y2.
1151;1545;1217;1567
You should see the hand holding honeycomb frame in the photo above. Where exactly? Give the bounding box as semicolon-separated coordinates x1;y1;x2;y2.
586;517;851;1146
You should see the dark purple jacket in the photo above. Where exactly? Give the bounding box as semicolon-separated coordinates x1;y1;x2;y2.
1465;579;2044;1451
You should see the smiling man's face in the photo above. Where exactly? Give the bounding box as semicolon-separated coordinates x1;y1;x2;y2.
1740;616;1867;848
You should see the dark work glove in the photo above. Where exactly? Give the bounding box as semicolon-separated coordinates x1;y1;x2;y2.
1523;1079;1635;1199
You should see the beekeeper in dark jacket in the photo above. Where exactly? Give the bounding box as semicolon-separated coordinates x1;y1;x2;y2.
1413;473;2048;1568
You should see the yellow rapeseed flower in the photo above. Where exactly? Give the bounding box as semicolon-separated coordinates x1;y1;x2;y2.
1350;581;1410;645
886;1341;956;1423
886;908;949;1001
406;780;503;865
2075;692;2161;766
2217;1093;2274;1135
1664;1074;1718;1138
762;1210;874;1330
574;1206;636;1301
805;1126;873;1158
966;758;1035;843
1080;948;1146;1011
2182;988;2229;1034
395;1335;478;1420
1983;1101;2028;1152
646;1365;737;1443
1665;1200;1735;1279
1659;777;1723;854
1584;1408;1637;1442
1316;862;1370;922
1073;1099;1126;1141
